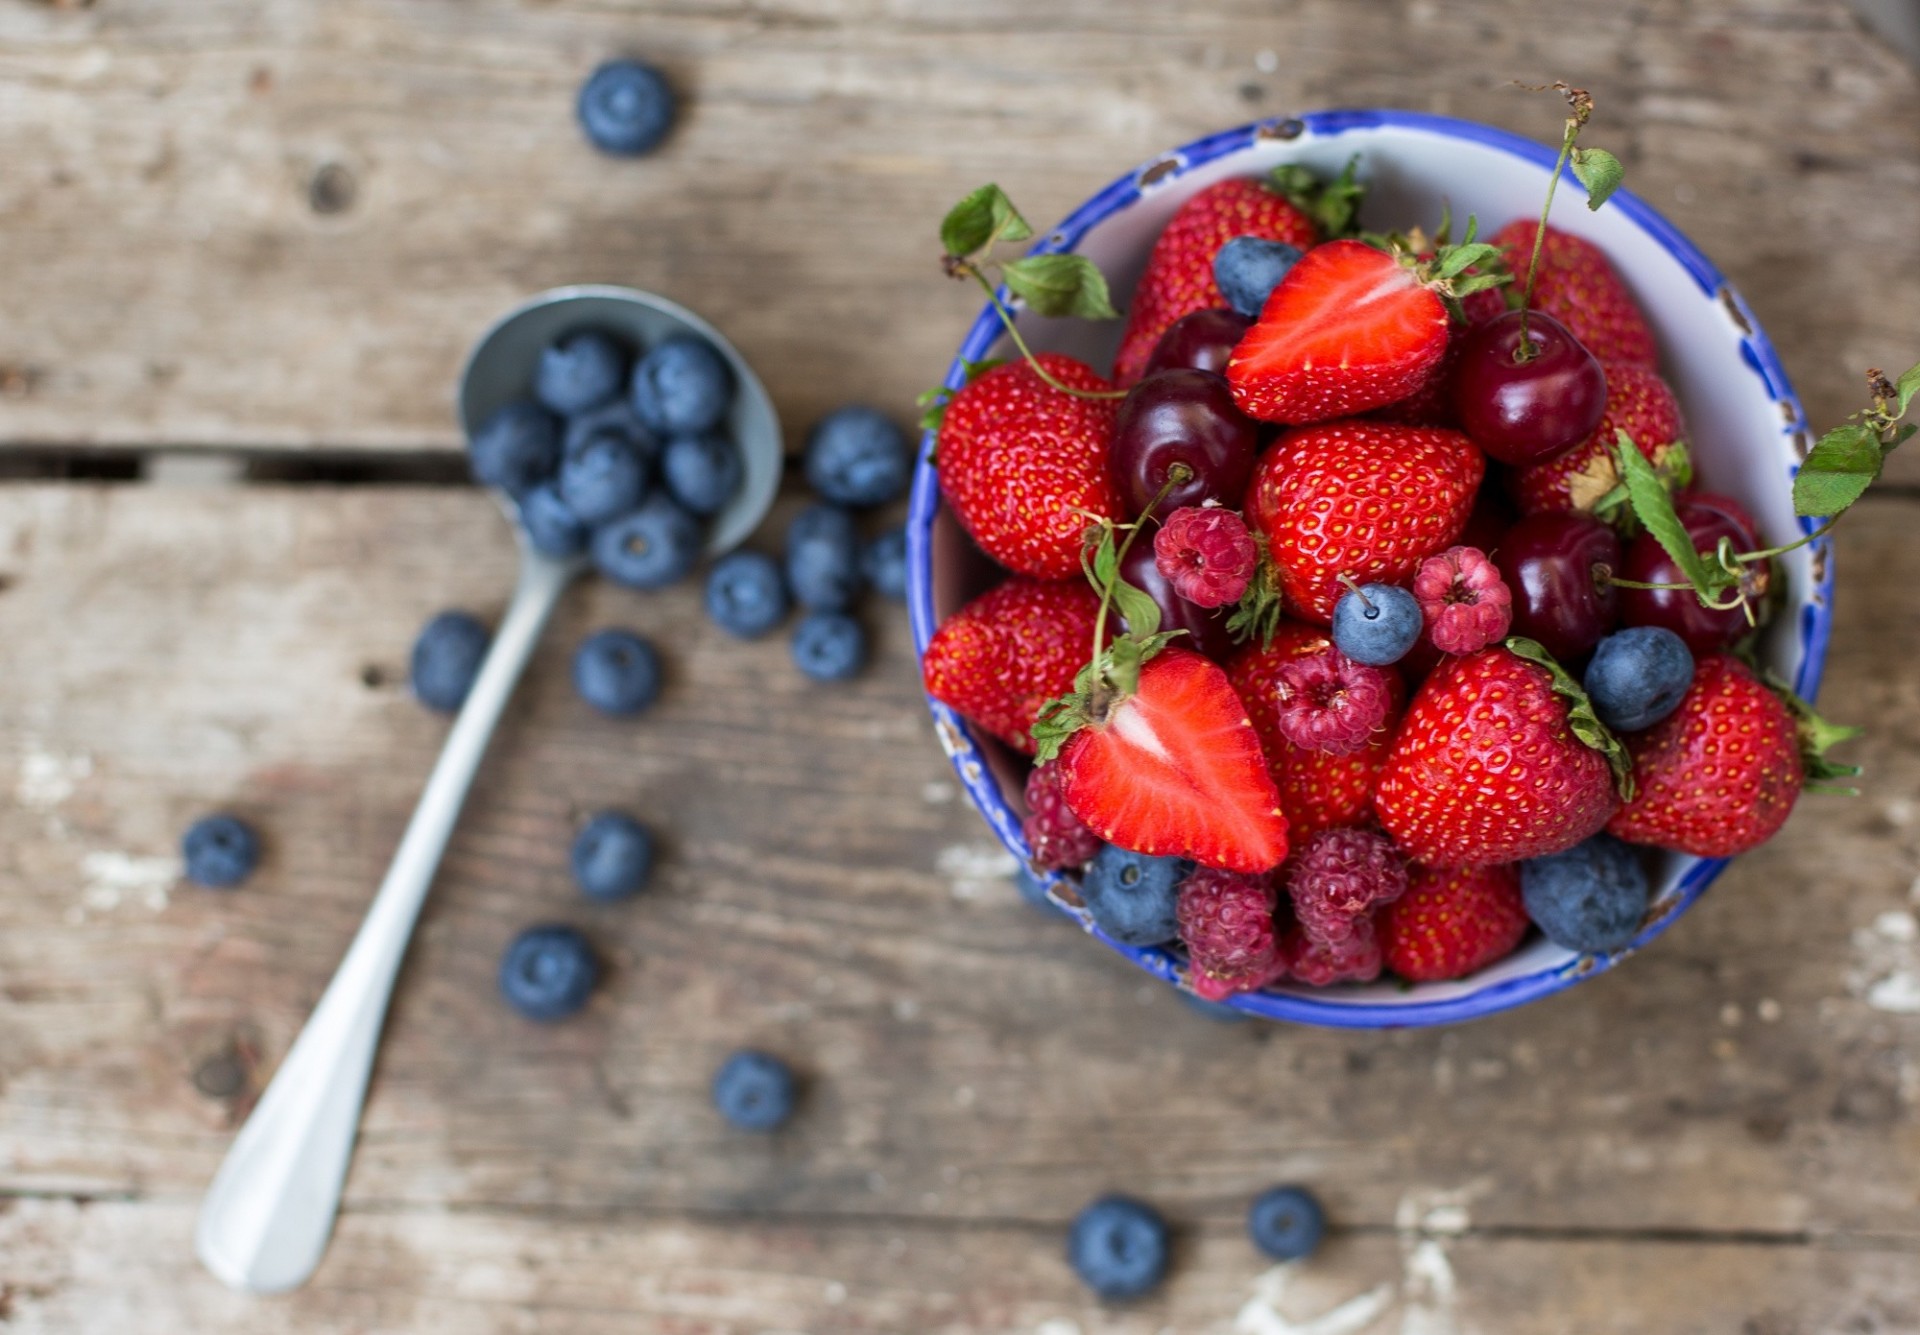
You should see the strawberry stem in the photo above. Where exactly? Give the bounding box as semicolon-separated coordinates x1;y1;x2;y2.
1089;467;1189;669
956;261;1127;402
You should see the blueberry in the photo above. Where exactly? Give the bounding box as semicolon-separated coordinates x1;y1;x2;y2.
705;550;791;638
535;330;627;416
1332;583;1422;665
862;527;909;603
1180;992;1250;1023
181;814;260;889
571;628;664;716
711;1050;797;1131
1080;845;1188;947
1585;626;1695;731
804;405;911;507
790;611;866;681
576;59;675;157
563;397;657;467
1247;1185;1327;1261
498;924;598;1022
786;503;862;612
1213;236;1305;318
661;430;744;517
468;400;561;498
591;495;703;589
560;431;650;527
630;335;732;437
411;610;491;712
519;484;589;558
570;810;657;902
1521;832;1650;954
1066;1195;1170;1301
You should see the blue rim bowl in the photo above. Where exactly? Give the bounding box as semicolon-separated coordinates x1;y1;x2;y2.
906;110;1834;1029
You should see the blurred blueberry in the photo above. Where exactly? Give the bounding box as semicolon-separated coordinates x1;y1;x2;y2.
790;612;866;681
862;527;908;602
571;628;664;716
591;496;703;589
535;330;627;416
570;810;657;902
805;406;910;507
576;59;675;157
1080;845;1187;947
1067;1196;1169;1301
711;1050;797;1131
560;431;650;527
662;430;744;517
1521;833;1650;954
469;400;560;498
705;549;790;638
564;397;657;467
411;610;491;712
519;484;589;558
1247;1185;1326;1261
182;814;260;889
498;925;598;1021
786;503;862;612
1213;236;1304;317
630;335;732;436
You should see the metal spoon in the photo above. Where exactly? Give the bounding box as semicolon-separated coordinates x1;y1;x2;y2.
195;286;783;1294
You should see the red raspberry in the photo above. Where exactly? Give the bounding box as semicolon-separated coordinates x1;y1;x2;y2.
1152;506;1258;609
1271;648;1395;755
1281;917;1383;986
1022;761;1102;871
1285;827;1408;945
1412;545;1512;655
1176;866;1284;1000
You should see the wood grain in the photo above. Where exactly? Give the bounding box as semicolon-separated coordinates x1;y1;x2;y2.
1;483;1917;1330
0;0;1916;465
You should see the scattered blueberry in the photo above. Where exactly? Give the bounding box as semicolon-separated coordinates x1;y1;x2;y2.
560;431;650;527
498;924;599;1022
182;814;261;889
1521;832;1651;954
862;527;909;603
591;495;703;589
572;628;664;716
1180;991;1250;1023
1585;625;1695;731
468;400;561;498
576;58;676;157
570;810;657;902
786;503;862;612
1247;1185;1327;1261
662;430;744;517
1080;845;1188;947
711;1050;797;1131
804;406;911;507
1331;583;1422;665
563;396;656;466
790;611;866;681
705;550;790;638
411;610;491;712
1213;236;1304;318
630;335;732;437
518;484;589;558
1067;1195;1170;1301
535;330;627;416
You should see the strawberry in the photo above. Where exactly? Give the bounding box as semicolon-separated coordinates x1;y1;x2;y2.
1513;363;1686;518
922;577;1105;754
1606;655;1835;857
1378;863;1529;982
1048;647;1288;873
1111;177;1320;386
1226;240;1452;424
1244;420;1484;624
1374;642;1625;866
1227;624;1399;838
936;354;1124;579
1493;220;1657;368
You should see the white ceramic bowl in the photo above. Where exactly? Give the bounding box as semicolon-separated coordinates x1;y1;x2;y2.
906;111;1833;1028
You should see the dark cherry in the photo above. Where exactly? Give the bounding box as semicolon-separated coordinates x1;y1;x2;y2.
1492;512;1622;663
1452;310;1608;466
1109;368;1260;517
1617;494;1761;655
1143;307;1252;378
1118;537;1235;662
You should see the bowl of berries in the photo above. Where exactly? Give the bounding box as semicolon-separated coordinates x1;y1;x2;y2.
909;96;1891;1026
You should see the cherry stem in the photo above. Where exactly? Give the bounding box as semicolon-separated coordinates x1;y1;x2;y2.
1515;117;1580;362
1732;515;1841;563
961;262;1127;401
1088;467;1190;672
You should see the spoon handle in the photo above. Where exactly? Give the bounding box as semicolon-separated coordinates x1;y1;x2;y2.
196;547;577;1294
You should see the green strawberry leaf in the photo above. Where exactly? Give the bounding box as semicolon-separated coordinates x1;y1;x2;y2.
1894;360;1920;419
940;184;1033;259
1617;431;1729;601
1570;146;1624;210
1762;672;1864;792
1505;635;1636;799
1000;254;1120;320
1030;687;1089;763
1792;422;1884;518
1270;155;1367;238
1225;555;1285;647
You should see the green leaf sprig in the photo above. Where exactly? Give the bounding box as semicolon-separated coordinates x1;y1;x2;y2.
1269;154;1368;238
1791;363;1920;518
1511;82;1623;349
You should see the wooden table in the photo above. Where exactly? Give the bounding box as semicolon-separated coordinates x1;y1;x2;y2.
3;3;1919;1330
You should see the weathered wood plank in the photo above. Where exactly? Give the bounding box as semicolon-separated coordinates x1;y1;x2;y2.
0;0;1916;462
1;483;1917;1263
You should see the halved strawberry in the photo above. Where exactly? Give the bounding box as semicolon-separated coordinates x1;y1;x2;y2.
1226;240;1451;424
1053;648;1288;873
